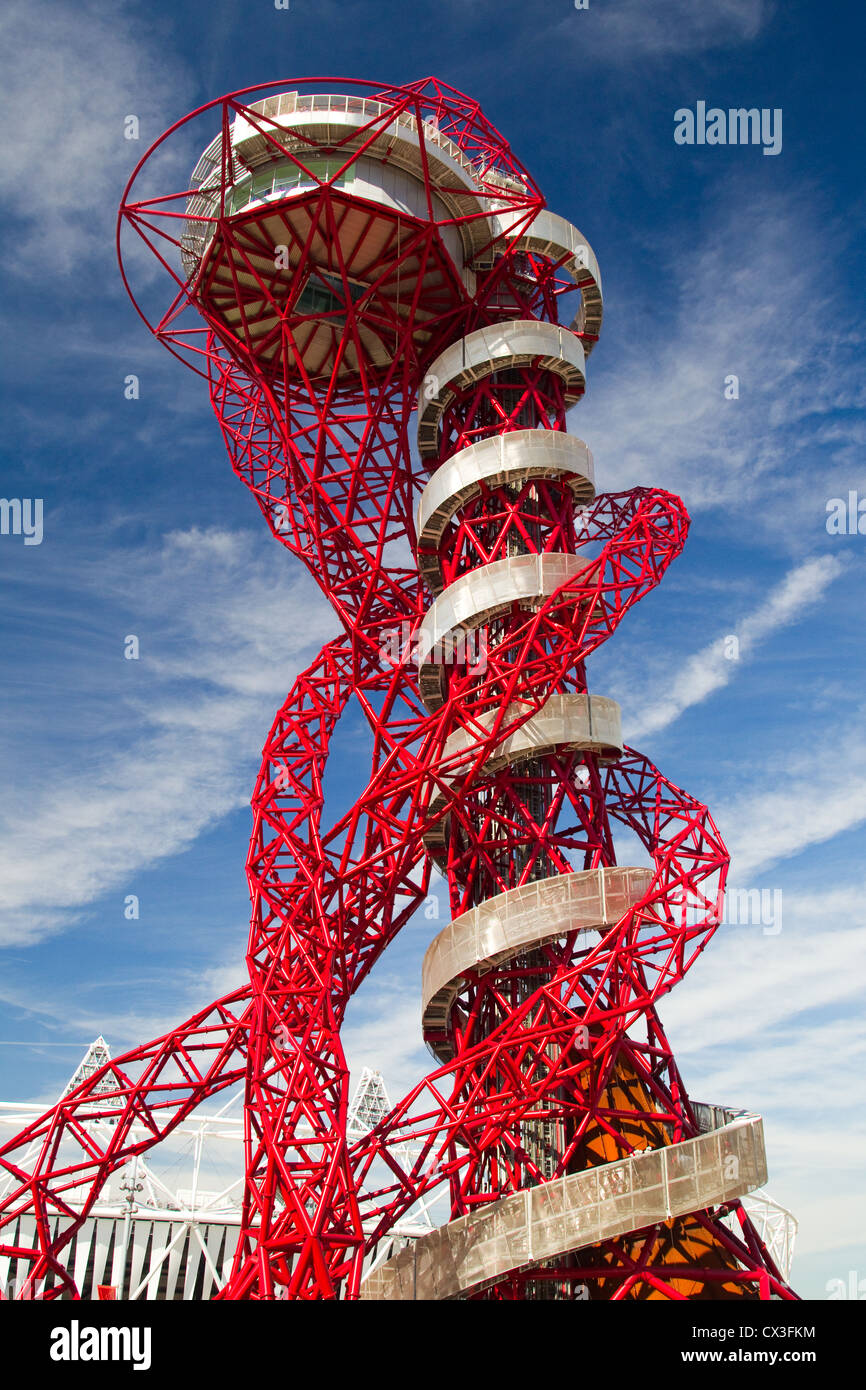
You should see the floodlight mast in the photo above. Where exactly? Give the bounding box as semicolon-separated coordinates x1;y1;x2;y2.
0;77;796;1301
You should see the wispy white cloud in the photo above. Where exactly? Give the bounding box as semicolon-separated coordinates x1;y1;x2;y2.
664;883;866;1054
342;975;430;1105
0;527;336;946
578;181;864;537
660;880;866;1273
566;0;774;60
626;555;846;739
0;0;192;277
722;740;866;877
443;0;774;63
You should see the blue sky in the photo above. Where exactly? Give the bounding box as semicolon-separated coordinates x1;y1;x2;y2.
1;0;864;1299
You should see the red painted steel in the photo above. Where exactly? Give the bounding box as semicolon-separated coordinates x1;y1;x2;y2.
0;78;796;1300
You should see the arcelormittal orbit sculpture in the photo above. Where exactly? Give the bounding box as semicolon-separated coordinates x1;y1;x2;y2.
0;78;797;1300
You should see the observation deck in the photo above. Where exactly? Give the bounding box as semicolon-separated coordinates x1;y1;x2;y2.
179;91;601;388
361;1106;768;1300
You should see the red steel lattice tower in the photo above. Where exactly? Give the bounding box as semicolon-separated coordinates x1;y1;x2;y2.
0;77;797;1301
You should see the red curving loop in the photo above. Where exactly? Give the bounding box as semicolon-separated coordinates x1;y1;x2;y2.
0;77;795;1301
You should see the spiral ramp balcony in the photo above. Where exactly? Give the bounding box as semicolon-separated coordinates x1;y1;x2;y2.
0;79;793;1306
364;258;773;1300
361;1108;768;1300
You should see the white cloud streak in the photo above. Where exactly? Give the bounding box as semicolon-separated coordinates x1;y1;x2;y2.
569;0;774;60
0;0;191;277
660;881;866;1269
723;740;866;877
627;555;846;739
0;528;336;946
577;182;863;536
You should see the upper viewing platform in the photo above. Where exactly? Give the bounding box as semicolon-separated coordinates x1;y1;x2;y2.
112;81;603;388
182;90;530;277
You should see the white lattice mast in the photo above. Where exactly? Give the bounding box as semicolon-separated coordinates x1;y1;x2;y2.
741;1191;798;1282
61;1036;124;1126
347;1069;392;1137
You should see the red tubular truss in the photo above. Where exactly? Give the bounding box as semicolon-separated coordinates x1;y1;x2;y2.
0;77;796;1301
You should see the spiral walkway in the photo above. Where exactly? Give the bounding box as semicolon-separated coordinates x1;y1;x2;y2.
0;77;795;1302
